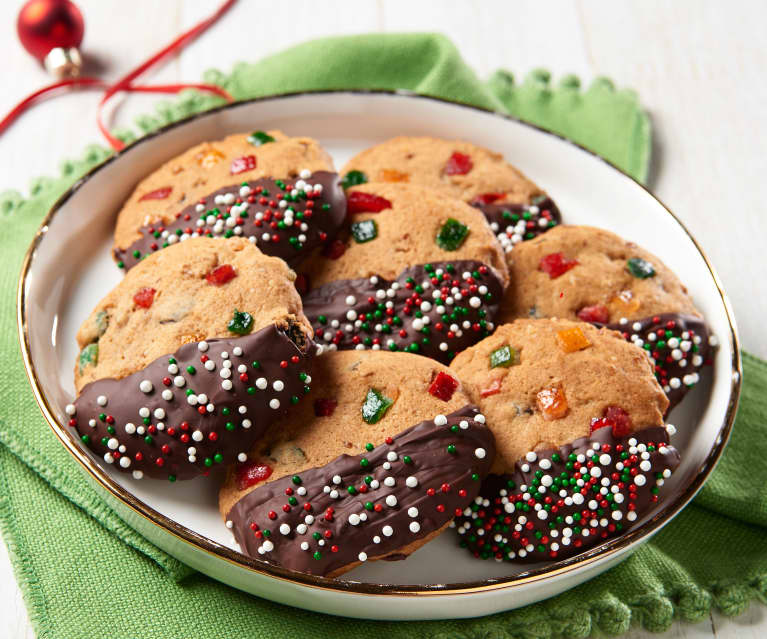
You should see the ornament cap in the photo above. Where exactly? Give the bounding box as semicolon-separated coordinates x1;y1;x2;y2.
43;46;82;79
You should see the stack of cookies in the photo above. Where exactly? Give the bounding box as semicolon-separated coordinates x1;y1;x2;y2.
65;130;716;577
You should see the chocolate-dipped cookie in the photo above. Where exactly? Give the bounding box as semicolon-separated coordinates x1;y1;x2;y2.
114;171;346;272
340;136;562;251
453;425;680;562
495;225;716;408
449;319;669;473
67;237;316;480
301;260;504;364
113;130;343;270
219;350;495;577
297;182;510;289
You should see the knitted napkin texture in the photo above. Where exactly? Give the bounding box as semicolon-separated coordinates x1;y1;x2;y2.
1;34;763;639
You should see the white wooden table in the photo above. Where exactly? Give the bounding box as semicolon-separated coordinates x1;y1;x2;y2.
2;1;765;637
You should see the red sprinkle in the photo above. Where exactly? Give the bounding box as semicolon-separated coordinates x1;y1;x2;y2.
577;304;609;324
539;252;579;279
139;186;172;201
428;372;459;402
444;152;473;176
133;287;156;309
236;461;273;491
313;398;338;417
346;191;392;215
206;264;237;286
230;155;256;175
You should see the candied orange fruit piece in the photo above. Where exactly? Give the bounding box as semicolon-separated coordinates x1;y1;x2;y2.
195;147;225;169
608;289;641;316
556;327;592;353
536;387;568;420
379;168;410;182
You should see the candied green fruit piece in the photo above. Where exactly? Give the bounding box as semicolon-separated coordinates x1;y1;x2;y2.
436;218;469;251
227;309;254;335
350;219;378;243
489;344;519;368
626;257;656;279
361;388;393;424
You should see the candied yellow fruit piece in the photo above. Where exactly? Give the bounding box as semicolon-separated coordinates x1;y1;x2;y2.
556;327;592;353
379;168;410;182
608;289;641;316
536;387;568;420
195;147;225;169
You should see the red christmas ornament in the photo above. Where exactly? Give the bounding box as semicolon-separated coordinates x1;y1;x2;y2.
17;0;85;78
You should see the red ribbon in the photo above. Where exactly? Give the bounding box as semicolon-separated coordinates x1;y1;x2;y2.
0;0;236;151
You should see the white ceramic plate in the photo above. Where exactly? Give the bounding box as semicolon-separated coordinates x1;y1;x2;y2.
19;91;741;620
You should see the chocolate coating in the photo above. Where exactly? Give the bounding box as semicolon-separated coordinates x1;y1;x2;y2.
68;321;316;481
471;195;562;253
114;171;346;271
302;260;504;364
226;405;495;577
602;313;715;410
453;425;680;563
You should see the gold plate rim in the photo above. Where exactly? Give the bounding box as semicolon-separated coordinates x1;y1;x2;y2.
16;89;743;598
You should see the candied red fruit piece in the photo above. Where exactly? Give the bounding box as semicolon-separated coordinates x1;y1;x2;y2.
206;264;237;286
346;191;392;215
235;461;273;491
604;405;633;436
480;378;502;398
428;371;459;402
133;287;156;309
539;252;579;279
536;386;568;420
322;239;347;260
577;304;610;324
139;186;172;201
295;273;310;296
230;155;257;175
471;192;505;206
444;152;473;176
314;398;338;417
590;406;633;437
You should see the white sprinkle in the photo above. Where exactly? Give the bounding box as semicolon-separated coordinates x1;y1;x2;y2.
65;404;76;415
139;380;153;393
96;395;107;406
406;476;418;488
154;408;165;419
256;377;267;390
198;341;209;352
434;414;448;426
382;526;394;537
279;524;291;535
273;380;284;392
173;376;185;387
269;399;280;409
132;470;143;479
386;495;398;507
358;552;368;562
409;522;421;534
349;514;361;526
475;448;487;459
192;430;203;442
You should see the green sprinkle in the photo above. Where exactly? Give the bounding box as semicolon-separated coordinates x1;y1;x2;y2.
489;344;519;368
626;257;656;279
403;455;413;465
168;475;176;482
292;475;302;485
186;365;196;375
214;453;223;463
247;130;275;146
350;219;378;243
360;458;370;468
228;309;254;335
447;444;457;455
436;218;469;251
313;551;322;561
361;388;394;424
341;170;368;189
365;443;374;452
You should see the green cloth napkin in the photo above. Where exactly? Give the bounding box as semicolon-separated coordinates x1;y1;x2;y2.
0;33;763;639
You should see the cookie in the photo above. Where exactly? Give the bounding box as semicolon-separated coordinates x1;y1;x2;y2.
449;319;669;473
113;131;345;271
301;260;505;364
341;136;562;250
297;182;510;289
219;350;495;577
496;225;715;408
67;237;317;480
453;424;680;562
